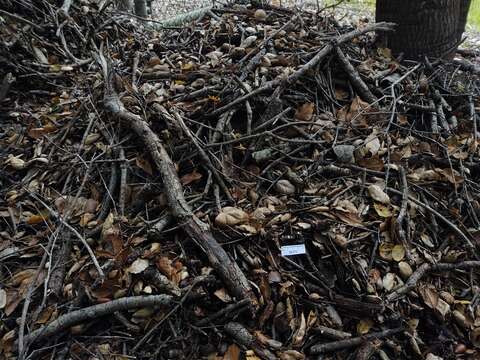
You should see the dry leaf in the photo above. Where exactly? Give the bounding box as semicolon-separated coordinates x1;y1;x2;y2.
383;273;396;291
275;179;296;195
136;156;153;175
292;313;306;347
127;258;149;274
214;288;232;303
223;344;241;360
0;289;6;309
374;203;392;218
357;318;374;334
181;170;203;185
295;102;314;121
215;207;249;227
398;261;413;279
391;244;406;261
156;256;176;281
245;350;261;360
27;214;48;225
368;184;390;205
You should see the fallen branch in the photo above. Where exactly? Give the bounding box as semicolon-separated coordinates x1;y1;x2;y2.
224;322;277;360
387;261;480;301
29;193;105;279
395;166;411;260
387;188;477;254
335;46;377;104
21;295;172;345
0;73;15;104
196;298;250;326
96;51;258;310
309;327;404;354
208;22;395;117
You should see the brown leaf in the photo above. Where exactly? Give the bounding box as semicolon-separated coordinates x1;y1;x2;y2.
136;156;153;175
215;207;249;227
180;170;203;185
223;344;241;360
295;103;314;121
292;313;306;347
214;288;232;303
356;155;384;171
156;256;177;283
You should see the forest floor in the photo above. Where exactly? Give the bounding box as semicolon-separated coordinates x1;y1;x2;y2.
1;1;480;360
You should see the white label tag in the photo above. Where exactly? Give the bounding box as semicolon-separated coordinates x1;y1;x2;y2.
281;244;306;256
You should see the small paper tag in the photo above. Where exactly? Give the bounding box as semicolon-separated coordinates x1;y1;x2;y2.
281;244;306;256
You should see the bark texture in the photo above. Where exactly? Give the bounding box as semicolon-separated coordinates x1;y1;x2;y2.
134;0;147;17
376;0;472;59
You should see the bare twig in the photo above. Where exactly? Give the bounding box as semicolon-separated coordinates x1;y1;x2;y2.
387;261;480;301
335;46;377;104
21;295;173;345
29;193;105;279
96;50;257;309
310;327;404;354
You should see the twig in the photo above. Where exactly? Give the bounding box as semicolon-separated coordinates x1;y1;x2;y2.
224;322;277;360
387;188;477;254
196;299;250;326
96;50;257;309
0;9;43;30
0;73;15;104
18;231;56;359
395;166;411;260
118;147;127;217
29;193;105;279
387;261;480;301
335;46;377;104
169;108;233;202
313;326;352;340
309;327;404;354
132;51;140;92
209;22;395;117
20;295;173;345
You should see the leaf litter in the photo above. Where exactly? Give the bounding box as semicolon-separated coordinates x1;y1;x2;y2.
0;0;480;359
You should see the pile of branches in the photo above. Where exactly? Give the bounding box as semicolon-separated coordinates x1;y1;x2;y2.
1;0;480;359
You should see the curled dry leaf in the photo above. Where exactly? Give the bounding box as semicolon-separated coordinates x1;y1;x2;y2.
368;184;390;205
215;207;249;226
357;318;374;335
6;155;26;170
292;313;306;347
127;258;149;274
0;288;6;309
275;179;296;195
398;261;413;279
295;102;314;121
391;244;406;262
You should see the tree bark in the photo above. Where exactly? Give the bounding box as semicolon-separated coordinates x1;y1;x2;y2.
134;0;147;17
117;0;133;11
376;0;472;59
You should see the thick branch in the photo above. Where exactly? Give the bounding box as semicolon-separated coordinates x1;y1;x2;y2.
335;46;377;104
208;22;395;118
96;52;257;309
387;261;480;301
310;327;404;354
23;295;172;345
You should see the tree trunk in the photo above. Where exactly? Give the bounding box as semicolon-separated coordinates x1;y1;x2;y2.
117;0;133;11
376;0;472;59
134;0;148;17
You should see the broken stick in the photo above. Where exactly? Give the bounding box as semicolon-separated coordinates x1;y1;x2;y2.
21;295;172;345
387;261;480;301
96;51;258;310
310;327;404;354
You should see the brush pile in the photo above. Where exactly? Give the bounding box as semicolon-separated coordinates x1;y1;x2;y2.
1;0;480;359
